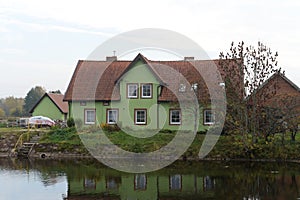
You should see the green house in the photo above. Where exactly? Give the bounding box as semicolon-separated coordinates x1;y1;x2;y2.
30;93;69;121
64;54;228;131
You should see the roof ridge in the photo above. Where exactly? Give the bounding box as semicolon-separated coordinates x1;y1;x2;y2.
78;57;223;62
46;93;69;114
278;73;300;92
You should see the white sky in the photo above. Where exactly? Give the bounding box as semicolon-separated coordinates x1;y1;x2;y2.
0;0;299;98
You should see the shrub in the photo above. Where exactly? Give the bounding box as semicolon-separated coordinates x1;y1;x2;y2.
159;129;174;134
67;118;75;127
100;123;120;132
41;127;78;143
197;130;207;134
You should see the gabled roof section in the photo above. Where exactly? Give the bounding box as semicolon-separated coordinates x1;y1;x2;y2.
251;72;300;96
246;72;300;105
64;60;131;101
64;54;237;102
277;73;300;92
30;93;69;114
115;53;166;85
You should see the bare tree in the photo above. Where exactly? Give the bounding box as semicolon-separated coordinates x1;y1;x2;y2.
262;94;300;142
219;41;281;142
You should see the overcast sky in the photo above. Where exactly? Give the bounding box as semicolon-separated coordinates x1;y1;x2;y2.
0;0;299;98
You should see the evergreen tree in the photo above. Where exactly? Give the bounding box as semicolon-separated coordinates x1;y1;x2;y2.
23;86;46;116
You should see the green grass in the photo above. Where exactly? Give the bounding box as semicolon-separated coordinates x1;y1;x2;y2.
0;127;23;133
206;132;300;160
37;127;88;153
104;130;175;152
31;127;300;160
40;127;81;145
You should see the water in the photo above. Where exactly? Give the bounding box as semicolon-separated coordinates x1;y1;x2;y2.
0;158;300;200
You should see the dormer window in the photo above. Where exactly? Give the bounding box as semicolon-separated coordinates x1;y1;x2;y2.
179;84;186;92
127;83;138;98
191;83;198;91
141;83;152;98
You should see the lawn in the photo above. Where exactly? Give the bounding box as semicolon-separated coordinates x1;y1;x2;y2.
11;126;300;161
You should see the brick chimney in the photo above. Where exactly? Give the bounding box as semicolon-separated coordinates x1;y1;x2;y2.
106;56;117;61
184;56;194;61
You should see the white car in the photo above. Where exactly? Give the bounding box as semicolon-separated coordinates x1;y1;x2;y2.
29;116;55;127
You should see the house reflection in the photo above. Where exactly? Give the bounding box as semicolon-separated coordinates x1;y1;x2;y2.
65;173;217;200
65;171;300;200
1;158;300;200
134;174;147;190
169;174;182;191
203;176;216;191
106;176;121;191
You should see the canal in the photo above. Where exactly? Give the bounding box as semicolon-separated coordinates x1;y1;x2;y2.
0;158;300;199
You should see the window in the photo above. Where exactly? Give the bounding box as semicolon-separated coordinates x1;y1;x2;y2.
103;101;110;106
169;175;182;191
134;174;147;190
203;176;216;191
85;109;95;124
170;109;181;125
135;109;147;125
179;83;186;92
107;109;118;124
84;178;96;190
106;176;121;190
127;84;138;98
204;110;215;125
141;84;152;98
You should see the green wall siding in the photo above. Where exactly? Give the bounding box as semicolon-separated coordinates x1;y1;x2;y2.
158;103;208;132
69;60;209;131
110;60;160;130
32;96;66;121
70;101;107;126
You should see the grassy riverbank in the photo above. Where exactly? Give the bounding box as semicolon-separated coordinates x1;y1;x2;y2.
35;127;300;160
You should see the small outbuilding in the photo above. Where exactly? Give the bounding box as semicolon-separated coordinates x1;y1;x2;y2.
30;93;69;121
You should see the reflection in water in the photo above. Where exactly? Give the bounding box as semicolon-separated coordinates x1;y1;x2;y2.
0;159;67;200
134;174;147;190
169;174;182;191
0;158;300;200
203;176;215;191
106;176;121;190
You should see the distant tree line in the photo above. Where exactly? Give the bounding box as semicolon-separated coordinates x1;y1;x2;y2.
0;86;62;118
0;97;24;117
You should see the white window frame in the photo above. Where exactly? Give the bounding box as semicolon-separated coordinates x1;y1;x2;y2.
204;109;215;125
127;84;138;98
179;83;186;92
170;109;181;125
85;109;96;125
107;109;118;124
135;109;147;125
141;84;152;98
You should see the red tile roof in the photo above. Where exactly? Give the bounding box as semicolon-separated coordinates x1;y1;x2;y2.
30;93;69;114
247;72;300;106
64;60;130;101
47;93;69;113
64;54;233;102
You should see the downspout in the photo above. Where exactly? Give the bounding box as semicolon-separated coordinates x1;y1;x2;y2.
157;85;161;130
68;101;71;119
